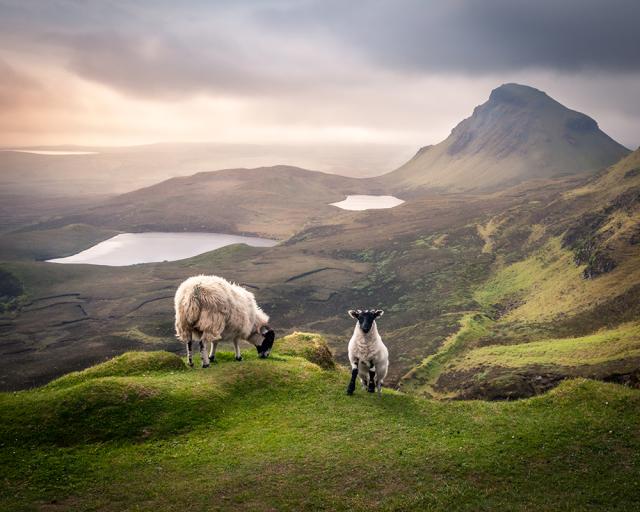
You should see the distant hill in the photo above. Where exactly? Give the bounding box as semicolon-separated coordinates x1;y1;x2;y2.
384;83;629;193
0;142;414;196
49;165;383;239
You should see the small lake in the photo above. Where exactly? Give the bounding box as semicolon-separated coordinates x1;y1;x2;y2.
47;232;278;266
2;149;98;155
330;195;404;211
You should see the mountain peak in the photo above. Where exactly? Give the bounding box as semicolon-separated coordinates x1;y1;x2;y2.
488;83;551;107
384;83;629;192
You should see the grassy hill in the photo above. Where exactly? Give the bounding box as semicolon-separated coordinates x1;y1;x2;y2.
383;84;629;193
1;340;639;511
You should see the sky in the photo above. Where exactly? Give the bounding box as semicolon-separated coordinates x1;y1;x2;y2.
1;0;639;149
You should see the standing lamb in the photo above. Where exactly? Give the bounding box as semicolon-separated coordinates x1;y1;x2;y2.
174;275;275;367
346;309;388;396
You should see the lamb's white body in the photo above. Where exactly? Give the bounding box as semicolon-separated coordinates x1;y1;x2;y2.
174;275;271;367
347;311;388;395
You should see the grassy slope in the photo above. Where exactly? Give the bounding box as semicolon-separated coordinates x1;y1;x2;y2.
401;150;640;398
1;345;639;512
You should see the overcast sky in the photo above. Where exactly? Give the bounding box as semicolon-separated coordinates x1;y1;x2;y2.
1;0;639;149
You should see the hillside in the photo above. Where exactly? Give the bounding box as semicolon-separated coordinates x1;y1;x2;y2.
1;344;639;511
402;149;640;398
43;165;384;239
384;84;629;193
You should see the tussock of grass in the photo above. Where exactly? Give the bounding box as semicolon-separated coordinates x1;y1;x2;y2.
276;332;336;369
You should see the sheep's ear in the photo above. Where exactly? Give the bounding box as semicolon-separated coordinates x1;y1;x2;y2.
374;309;384;318
348;310;360;319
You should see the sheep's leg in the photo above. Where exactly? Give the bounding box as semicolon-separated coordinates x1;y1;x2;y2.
186;339;194;367
201;332;221;366
208;340;219;362
199;340;211;368
346;359;359;395
233;338;242;361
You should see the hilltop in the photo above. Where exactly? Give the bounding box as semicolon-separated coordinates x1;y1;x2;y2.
384;83;629;193
1;342;639;511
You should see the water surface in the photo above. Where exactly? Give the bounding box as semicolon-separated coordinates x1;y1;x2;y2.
330;194;404;211
47;232;278;266
2;149;97;155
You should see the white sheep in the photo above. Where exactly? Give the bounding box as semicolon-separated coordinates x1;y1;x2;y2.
346;309;388;396
174;275;275;367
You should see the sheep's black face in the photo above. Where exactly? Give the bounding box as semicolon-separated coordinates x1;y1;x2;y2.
348;309;384;333
256;329;275;358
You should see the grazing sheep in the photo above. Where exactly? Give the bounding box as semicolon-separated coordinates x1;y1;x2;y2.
346;309;388;396
174;275;275;367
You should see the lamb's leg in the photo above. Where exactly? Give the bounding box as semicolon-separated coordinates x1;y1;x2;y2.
346;359;359;395
186;338;194;367
367;368;376;393
375;360;388;397
233;338;242;361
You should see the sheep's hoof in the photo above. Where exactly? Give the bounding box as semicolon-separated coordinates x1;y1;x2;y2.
202;363;210;368
188;361;194;368
368;382;376;393
346;386;355;396
235;356;243;361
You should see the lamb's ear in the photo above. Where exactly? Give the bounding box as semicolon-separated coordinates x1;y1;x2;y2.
348;310;360;319
374;309;384;318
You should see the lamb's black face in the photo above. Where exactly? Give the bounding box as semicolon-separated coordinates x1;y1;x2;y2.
348;309;384;333
256;329;275;358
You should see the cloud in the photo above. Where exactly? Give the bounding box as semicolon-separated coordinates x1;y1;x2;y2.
0;0;638;148
2;0;638;101
258;0;640;74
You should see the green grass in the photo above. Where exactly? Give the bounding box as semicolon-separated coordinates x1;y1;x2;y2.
3;346;638;511
400;313;493;397
451;322;640;370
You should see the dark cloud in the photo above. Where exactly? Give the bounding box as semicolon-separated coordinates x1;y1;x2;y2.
1;0;639;101
259;0;640;74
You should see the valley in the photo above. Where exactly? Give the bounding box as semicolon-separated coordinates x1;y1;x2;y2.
1;85;638;402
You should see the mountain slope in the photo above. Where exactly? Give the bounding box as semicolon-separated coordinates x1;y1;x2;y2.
384;83;629;193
